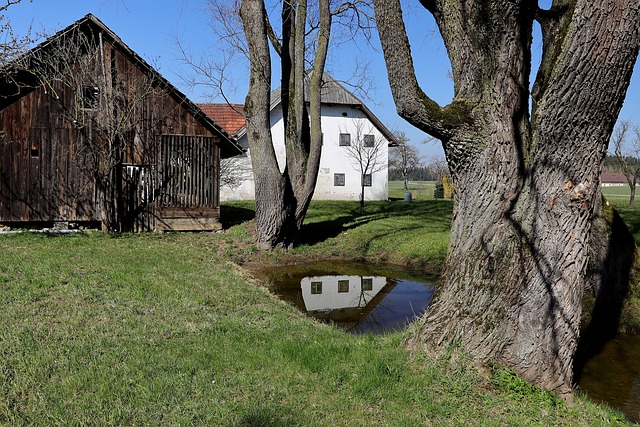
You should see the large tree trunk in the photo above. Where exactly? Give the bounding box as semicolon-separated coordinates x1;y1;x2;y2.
241;0;297;249
241;0;330;249
374;0;639;396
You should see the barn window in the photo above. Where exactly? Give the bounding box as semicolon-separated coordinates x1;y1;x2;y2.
30;144;40;157
161;135;217;207
362;278;373;291
362;174;372;187
82;86;100;109
334;173;345;187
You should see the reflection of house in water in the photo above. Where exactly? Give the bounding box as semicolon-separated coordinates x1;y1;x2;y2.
301;275;388;311
262;263;436;334
298;275;407;332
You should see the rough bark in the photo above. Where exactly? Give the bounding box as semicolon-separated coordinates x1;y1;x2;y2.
241;0;331;249
374;0;640;396
241;0;296;249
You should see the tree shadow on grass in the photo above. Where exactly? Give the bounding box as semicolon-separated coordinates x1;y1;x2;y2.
300;199;453;246
234;407;298;427
617;208;640;245
221;203;256;228
574;208;636;384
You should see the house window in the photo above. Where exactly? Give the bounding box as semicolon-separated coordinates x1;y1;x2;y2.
364;134;375;147
339;133;351;146
362;278;373;291
82;86;100;109
311;281;323;295
362;174;372;187
338;280;350;293
334;173;345;187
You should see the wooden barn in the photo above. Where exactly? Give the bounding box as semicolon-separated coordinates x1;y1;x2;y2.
0;14;243;232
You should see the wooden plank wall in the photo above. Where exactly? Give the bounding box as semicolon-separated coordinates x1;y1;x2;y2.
160;135;218;208
0;86;97;223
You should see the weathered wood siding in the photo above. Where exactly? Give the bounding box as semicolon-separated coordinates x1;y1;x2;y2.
0;35;223;231
0;84;95;223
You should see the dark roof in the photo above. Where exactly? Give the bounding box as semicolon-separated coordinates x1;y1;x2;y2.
0;14;244;158
237;73;399;146
197;103;245;136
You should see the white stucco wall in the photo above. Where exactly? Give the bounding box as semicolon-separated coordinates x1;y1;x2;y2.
301;275;388;311
220;103;390;202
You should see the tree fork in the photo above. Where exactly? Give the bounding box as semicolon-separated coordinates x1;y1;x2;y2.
375;0;640;396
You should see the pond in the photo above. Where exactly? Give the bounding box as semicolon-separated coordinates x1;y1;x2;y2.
578;334;640;422
252;261;640;421
252;261;436;335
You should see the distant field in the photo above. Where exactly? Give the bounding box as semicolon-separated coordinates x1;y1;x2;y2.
601;185;633;198
389;180;437;200
391;181;635;202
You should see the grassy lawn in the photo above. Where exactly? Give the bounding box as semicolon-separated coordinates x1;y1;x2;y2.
389;180;439;200
0;187;636;425
601;187;640;246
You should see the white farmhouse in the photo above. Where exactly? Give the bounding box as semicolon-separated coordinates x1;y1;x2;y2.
199;74;399;202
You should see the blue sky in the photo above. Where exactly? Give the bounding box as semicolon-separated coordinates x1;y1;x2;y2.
4;0;639;161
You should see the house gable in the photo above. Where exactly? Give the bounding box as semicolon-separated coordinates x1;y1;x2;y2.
200;73;395;202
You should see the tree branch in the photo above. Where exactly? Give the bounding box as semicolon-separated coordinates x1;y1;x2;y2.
372;0;471;141
0;0;25;13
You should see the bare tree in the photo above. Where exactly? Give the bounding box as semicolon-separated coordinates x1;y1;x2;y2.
425;155;448;183
0;1;33;68
342;120;387;213
374;0;639;396
611;120;640;208
193;0;373;249
388;131;422;190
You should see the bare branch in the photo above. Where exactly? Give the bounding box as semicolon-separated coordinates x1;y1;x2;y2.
0;0;26;13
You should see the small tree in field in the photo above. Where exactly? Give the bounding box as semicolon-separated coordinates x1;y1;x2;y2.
611;120;640;208
388;131;422;190
342;120;387;213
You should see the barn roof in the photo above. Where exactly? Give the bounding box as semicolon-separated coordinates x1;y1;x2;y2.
0;14;244;158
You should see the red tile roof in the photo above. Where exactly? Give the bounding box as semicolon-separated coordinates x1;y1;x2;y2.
197;103;245;136
601;173;628;184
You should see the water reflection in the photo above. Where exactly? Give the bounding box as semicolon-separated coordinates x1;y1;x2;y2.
258;262;436;334
578;334;640;422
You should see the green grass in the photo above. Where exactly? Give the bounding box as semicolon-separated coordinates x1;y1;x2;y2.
0;187;638;425
389;180;439;200
602;188;640;246
298;199;452;271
